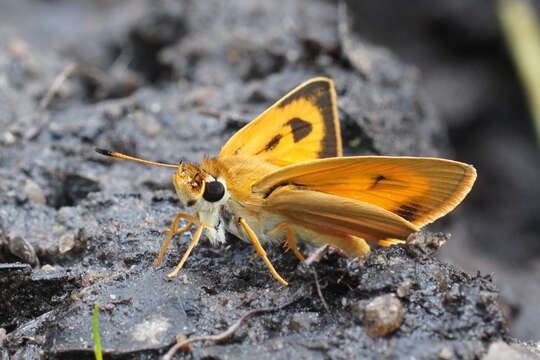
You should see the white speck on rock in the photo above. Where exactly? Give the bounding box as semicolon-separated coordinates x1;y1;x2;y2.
24;179;46;205
2;131;16;145
0;327;6;345
58;233;75;254
131;315;170;345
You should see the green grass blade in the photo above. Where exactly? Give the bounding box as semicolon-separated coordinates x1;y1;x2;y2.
93;303;103;360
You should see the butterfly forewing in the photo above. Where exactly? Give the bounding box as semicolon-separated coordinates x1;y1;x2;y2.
253;156;476;228
219;77;342;167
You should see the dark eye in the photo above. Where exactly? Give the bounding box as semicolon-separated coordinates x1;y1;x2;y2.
203;181;225;202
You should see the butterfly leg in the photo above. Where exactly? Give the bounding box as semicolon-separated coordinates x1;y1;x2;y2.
167;222;213;278
238;217;289;286
268;222;305;262
153;211;194;267
161;221;194;235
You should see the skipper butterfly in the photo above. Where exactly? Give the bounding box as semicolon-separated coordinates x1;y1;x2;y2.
97;78;476;286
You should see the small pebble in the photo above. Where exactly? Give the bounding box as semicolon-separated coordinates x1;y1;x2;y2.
1;131;16;146
24;179;46;205
364;294;404;337
396;281;412;298
41;264;56;272
483;341;536;360
271;339;284;351
58;233;75;254
438;346;454;359
288;312;319;332
8;235;39;267
406;232;449;258
144;216;156;226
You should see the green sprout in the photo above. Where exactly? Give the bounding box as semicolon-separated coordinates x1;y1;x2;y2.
93;303;103;360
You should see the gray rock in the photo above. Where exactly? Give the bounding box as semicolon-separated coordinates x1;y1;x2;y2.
363;294;404;337
483;341;540;360
0;0;511;359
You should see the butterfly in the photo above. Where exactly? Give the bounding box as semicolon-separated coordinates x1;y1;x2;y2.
96;77;476;286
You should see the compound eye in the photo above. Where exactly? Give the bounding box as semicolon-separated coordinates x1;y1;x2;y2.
203;181;225;202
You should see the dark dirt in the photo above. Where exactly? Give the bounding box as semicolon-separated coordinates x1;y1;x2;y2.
341;0;540;342
0;0;534;359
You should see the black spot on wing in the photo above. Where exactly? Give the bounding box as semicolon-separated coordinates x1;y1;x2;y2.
262;181;304;198
369;175;386;189
256;134;282;154
285;118;312;143
277;80;338;158
265;134;282;150
395;204;419;222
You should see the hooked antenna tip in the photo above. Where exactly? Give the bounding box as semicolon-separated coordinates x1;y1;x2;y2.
95;148;113;157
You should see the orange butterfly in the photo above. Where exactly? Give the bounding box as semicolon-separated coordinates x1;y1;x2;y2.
97;77;476;286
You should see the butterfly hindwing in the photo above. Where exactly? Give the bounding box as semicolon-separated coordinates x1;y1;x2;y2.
264;186;419;249
219;77;342;167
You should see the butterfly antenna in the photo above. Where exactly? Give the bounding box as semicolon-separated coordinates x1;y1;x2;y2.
95;148;179;168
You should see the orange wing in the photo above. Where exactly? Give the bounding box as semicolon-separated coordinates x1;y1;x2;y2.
218;77;342;167
264;186;419;253
253;156;477;227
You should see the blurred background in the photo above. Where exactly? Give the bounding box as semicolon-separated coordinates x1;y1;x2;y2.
0;0;538;341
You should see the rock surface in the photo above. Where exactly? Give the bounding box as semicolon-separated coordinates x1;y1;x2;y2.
0;0;516;359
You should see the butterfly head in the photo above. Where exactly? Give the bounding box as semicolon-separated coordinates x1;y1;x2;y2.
173;162;228;208
92;149;230;231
